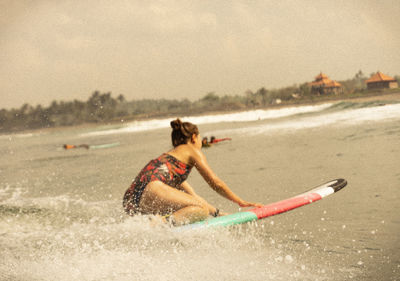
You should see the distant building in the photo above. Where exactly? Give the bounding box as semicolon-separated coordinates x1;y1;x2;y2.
309;73;342;95
365;72;398;90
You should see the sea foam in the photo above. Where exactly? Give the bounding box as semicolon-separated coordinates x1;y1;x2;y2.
209;102;400;136
79;103;332;137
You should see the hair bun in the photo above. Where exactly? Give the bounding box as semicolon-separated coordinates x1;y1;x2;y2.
170;119;182;131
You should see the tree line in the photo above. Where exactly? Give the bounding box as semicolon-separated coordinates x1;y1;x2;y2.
1;71;399;133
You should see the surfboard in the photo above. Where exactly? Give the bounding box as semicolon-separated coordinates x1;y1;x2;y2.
210;137;232;144
179;178;347;230
89;142;120;149
63;142;120;150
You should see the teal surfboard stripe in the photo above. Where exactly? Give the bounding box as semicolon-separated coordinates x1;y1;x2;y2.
179;211;258;230
89;142;120;149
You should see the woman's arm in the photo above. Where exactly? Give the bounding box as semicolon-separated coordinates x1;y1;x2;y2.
191;149;263;208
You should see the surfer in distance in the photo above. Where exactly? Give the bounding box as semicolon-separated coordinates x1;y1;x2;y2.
202;137;212;148
122;118;262;226
63;144;89;150
63;142;120;150
202;136;232;148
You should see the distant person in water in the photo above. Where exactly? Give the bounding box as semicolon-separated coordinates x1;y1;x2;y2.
202;137;212;148
63;144;89;150
202;136;232;148
122;118;262;226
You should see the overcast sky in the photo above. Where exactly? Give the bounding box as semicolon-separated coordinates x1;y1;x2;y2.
1;0;399;109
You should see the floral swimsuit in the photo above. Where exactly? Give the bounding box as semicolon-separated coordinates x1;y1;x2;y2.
123;153;193;215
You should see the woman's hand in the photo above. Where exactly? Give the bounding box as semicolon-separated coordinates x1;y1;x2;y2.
238;200;263;208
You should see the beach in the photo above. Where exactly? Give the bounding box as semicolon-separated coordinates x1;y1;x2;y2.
0;95;399;280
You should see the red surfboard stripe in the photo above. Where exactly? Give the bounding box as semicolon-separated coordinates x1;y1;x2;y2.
249;193;322;219
210;138;232;144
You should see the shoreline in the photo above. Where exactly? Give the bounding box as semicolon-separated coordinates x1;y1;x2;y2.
194;91;400;116
3;91;400;136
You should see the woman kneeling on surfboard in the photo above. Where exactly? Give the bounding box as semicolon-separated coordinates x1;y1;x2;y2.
123;118;262;226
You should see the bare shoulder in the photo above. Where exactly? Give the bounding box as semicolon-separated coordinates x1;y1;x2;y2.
167;145;199;165
189;147;206;166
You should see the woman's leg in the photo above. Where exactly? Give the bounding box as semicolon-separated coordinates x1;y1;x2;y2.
139;181;209;225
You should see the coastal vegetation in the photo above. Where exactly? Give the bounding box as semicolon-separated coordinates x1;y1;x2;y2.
1;72;399;133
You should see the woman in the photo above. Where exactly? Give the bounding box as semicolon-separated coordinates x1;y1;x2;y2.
123;118;262;225
201;137;212;148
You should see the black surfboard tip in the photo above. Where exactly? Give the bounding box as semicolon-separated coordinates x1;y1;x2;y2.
329;178;347;192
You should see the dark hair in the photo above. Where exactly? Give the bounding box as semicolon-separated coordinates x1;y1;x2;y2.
170;118;199;147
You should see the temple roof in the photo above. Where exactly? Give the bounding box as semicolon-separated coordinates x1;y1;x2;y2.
315;72;328;80
365;72;396;83
326;80;342;87
310;73;341;88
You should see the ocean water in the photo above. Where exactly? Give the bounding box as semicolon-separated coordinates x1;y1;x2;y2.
1;100;399;281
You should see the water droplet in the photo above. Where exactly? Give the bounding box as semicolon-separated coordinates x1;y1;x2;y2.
284;255;294;264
